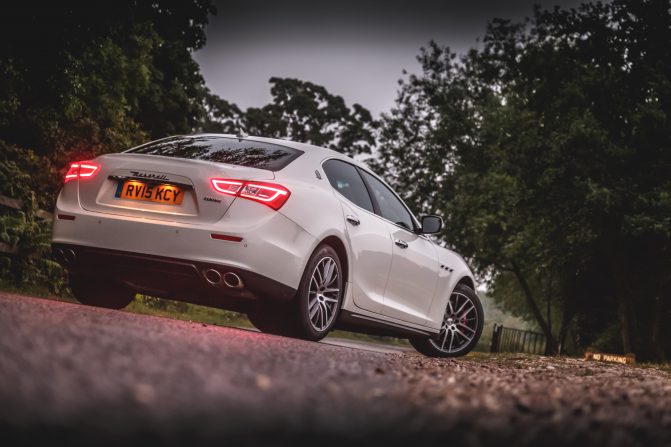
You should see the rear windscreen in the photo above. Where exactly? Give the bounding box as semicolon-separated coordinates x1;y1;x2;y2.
125;135;304;171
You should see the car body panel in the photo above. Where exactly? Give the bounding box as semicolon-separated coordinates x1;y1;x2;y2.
425;248;476;330
54;185;315;290
78;152;275;224
337;198;392;314
381;223;439;325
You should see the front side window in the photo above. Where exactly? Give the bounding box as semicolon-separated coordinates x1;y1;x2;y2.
322;159;374;212
126;135;303;171
359;170;415;231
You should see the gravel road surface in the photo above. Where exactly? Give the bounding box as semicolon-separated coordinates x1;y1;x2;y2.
1;292;670;447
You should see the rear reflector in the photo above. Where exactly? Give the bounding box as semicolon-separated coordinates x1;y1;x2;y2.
64;161;101;183
57;214;76;221
210;178;290;210
211;233;243;242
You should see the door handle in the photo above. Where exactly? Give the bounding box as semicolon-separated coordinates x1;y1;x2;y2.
394;239;408;249
346;215;360;226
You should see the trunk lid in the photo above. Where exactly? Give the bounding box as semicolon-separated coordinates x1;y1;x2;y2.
78;153;275;224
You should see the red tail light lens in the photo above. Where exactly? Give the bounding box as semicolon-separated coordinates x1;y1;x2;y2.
64;161;100;183
210;179;244;195
210;178;290;210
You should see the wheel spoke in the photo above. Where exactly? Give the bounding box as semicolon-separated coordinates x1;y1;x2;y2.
458;322;476;334
320;302;328;328
322;260;333;285
309;300;320;319
447;298;455;314
454;327;472;342
458;305;475;319
439;330;448;350
455;299;468;315
315;266;323;285
318;303;325;327
448;330;455;351
326;273;338;287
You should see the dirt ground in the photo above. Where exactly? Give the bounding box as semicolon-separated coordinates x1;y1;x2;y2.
1;292;670;447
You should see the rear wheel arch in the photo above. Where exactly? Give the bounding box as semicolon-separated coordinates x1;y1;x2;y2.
318;235;349;286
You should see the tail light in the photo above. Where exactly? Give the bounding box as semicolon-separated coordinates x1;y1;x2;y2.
64;161;100;183
210;178;290;210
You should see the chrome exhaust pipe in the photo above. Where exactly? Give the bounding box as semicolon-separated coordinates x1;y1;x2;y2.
62;249;76;266
223;272;243;289
53;248;64;263
203;269;222;285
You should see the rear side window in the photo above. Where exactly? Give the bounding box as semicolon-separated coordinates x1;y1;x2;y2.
126;135;303;171
322;159;374;213
359;170;416;231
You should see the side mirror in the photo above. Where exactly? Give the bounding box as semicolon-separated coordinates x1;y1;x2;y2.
419;215;443;234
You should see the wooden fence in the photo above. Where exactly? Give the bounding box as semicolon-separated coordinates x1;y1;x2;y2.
0;194;53;255
490;324;547;355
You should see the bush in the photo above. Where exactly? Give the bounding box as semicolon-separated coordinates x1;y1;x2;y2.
0;140;67;293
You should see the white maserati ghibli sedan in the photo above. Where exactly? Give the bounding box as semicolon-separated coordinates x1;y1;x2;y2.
52;134;483;357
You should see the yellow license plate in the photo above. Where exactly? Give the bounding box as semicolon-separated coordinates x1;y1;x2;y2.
117;180;185;205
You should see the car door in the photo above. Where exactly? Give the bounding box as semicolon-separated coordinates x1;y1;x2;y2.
322;159;393;314
358;169;440;325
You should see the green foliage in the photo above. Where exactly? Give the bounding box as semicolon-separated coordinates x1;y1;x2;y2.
0;141;67;292
200;77;378;157
0;1;215;159
199;92;243;134
243;77;377;157
377;0;671;360
127;295;250;327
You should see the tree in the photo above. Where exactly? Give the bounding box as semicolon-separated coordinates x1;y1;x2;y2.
243;77;377;157
0;1;216;161
378;0;671;360
199;91;243;134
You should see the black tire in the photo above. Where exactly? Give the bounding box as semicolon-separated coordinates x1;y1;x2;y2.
69;274;135;310
247;306;299;337
409;283;484;357
247;244;343;342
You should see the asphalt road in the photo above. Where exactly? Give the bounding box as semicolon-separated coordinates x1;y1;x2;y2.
1;292;670;447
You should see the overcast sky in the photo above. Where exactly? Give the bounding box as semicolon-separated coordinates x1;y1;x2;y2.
194;0;586;117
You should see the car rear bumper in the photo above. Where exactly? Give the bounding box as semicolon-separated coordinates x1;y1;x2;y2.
52;193;316;291
53;243;297;311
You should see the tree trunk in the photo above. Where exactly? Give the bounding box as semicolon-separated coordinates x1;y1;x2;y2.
558;303;575;356
615;289;633;354
511;262;558;355
546;276;552;339
612;257;633;354
650;296;665;361
650;279;669;362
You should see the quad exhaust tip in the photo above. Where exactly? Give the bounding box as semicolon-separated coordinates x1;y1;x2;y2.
54;248;77;266
203;269;222;285
223;272;243;289
63;249;76;265
203;269;244;289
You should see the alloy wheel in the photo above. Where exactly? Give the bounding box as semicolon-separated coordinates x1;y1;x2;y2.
307;256;340;332
429;291;479;354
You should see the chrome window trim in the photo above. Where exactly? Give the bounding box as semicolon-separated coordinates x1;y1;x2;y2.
320;157;428;239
